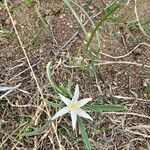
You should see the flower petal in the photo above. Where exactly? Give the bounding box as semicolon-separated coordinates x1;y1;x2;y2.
70;111;77;130
59;93;70;106
72;84;79;102
78;98;92;107
51;106;69;120
77;109;93;121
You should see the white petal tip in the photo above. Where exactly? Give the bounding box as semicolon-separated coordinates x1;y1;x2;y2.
89;118;93;121
72;84;80;101
87;115;93;121
76;84;79;87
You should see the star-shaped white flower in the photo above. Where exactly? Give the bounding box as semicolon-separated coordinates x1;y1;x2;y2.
51;84;93;130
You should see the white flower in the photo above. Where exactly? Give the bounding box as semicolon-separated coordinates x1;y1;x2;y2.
51;84;93;130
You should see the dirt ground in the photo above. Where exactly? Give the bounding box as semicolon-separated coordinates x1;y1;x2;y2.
0;0;150;149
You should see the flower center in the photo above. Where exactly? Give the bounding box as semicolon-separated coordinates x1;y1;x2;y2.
70;102;79;111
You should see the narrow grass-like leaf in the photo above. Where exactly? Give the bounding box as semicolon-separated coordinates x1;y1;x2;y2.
64;0;87;35
78;117;91;150
72;1;101;49
59;85;72;98
46;62;71;97
46;62;64;94
23;119;52;137
85;0;92;5
44;99;64;108
66;79;73;97
85;2;120;52
85;105;126;112
110;17;126;27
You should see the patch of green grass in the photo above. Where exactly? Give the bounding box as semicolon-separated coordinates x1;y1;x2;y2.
144;83;150;99
26;0;36;7
0;2;5;9
0;28;11;40
0;102;6;110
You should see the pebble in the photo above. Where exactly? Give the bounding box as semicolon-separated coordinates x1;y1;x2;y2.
143;79;150;87
60;14;63;19
69;25;73;28
88;5;94;10
5;18;11;25
67;22;70;26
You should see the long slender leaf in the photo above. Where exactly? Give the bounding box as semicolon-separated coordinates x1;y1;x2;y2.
78;117;91;150
23;119;52;137
46;62;72;97
46;62;64;94
64;0;87;35
66;79;73;97
85;2;120;52
44;99;64;108
85;105;126;112
72;0;101;49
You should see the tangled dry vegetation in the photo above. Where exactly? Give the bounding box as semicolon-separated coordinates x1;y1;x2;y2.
0;0;150;149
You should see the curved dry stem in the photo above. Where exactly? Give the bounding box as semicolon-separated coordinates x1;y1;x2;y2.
100;42;150;59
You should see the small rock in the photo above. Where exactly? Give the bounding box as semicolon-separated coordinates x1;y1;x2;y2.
88;5;94;10
67;22;70;26
143;79;150;87
5;18;11;25
69;25;73;28
59;14;63;19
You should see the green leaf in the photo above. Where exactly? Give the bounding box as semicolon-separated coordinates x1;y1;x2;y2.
44;99;64;108
85;105;126;112
64;0;87;35
0;2;5;9
26;0;36;6
23;119;52;137
59;85;72;97
46;62;71;97
85;0;92;5
85;2;120;52
46;62;64;94
66;79;73;97
66;0;73;3
78;117;91;150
